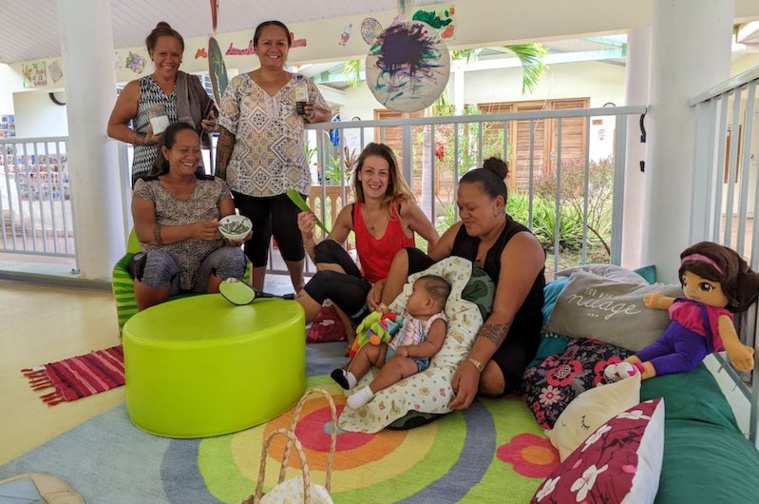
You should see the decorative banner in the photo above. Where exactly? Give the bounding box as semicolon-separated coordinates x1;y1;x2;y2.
21;61;48;88
226;40;255;55
48;60;64;83
338;23;352;46
412;5;456;40
208;36;229;103
210;0;218;33
365;21;450;113
125;51;147;73
360;18;383;45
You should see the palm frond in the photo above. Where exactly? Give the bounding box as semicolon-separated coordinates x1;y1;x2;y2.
504;43;548;94
342;59;362;89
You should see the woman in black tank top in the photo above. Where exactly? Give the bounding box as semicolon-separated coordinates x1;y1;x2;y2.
371;158;545;408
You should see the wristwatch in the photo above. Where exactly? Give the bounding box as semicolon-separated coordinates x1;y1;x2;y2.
467;357;485;373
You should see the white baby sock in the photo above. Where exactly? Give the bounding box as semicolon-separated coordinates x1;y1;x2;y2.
346;386;375;409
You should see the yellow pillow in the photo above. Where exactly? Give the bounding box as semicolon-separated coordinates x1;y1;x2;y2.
547;374;641;461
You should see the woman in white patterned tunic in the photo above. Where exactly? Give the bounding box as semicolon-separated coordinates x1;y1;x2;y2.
130;123;247;311
107;22;217;186
216;20;332;292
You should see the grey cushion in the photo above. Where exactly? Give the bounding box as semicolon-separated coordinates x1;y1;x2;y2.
555;264;648;285
544;270;682;352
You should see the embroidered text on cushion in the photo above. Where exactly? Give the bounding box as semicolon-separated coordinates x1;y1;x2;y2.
544;270;682;352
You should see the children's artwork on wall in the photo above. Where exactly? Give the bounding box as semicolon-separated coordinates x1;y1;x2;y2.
0;114;15;139
338;23;352;46
361;18;383;45
365;21;450;113
48;60;63;84
412;5;456;40
208;36;229;104
125;52;146;74
21;61;48;88
291;33;307;48
194;47;208;59
225;40;255;55
114;52;124;69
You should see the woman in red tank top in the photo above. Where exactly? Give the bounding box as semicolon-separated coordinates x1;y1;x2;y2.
296;143;439;348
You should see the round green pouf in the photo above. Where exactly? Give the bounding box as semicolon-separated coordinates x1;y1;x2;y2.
123;294;306;438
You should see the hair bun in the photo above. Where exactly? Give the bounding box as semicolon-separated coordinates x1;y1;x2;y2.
482;157;509;180
156;21;172;30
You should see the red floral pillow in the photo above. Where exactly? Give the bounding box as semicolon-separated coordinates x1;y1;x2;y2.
531;398;665;504
521;338;632;429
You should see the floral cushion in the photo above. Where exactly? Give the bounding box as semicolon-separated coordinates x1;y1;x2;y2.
532;398;665;504
521;338;633;429
338;256;483;433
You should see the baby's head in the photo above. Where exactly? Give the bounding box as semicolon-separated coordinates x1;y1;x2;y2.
406;275;452;317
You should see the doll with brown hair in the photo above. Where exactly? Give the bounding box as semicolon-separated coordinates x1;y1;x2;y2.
606;241;759;381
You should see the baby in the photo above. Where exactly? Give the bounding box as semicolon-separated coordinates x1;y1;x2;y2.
331;275;451;409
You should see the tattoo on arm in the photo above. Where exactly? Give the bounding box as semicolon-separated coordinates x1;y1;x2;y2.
215;129;235;179
477;322;511;347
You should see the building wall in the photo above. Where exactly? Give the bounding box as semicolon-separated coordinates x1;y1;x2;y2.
12;90;68;138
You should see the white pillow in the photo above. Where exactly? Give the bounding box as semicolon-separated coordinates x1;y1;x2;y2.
547;374;641;461
338;256;483;433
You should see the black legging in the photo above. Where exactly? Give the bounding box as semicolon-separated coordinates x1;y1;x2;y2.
303;240;372;324
232;191;305;267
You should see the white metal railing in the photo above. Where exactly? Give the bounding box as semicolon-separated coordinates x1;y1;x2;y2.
0;136;75;260
7;106;648;280
303;106;646;275
691;64;759;444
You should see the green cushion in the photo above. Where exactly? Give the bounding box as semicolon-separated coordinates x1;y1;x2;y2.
528;277;571;368
640;364;738;430
633;264;657;284
654;420;759;504
124;295;306;437
640;365;759;504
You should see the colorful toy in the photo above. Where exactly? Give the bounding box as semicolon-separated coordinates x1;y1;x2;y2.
605;241;759;381
348;311;402;358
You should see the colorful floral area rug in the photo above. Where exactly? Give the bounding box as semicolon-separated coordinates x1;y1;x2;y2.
1;343;559;503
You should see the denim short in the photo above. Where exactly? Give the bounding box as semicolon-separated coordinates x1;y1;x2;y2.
386;346;430;372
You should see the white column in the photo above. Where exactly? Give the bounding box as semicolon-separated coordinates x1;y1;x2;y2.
621;27;650;269
58;0;124;280
643;0;733;282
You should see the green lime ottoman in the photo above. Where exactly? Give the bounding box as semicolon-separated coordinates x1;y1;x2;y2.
123;294;306;438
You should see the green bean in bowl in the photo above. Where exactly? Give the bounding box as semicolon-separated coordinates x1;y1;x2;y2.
218;215;252;241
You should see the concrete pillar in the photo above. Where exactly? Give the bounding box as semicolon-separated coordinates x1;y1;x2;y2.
643;0;733;282
58;0;125;280
621;27;650;269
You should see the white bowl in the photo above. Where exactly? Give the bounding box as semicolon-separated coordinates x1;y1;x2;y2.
218;215;252;241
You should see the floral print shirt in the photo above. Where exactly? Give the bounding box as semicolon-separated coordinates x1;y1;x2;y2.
218;73;328;198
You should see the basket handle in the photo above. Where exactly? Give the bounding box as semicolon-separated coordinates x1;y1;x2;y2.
280;387;338;492
252;428;312;504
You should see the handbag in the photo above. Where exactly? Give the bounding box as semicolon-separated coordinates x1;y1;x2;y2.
241;388;337;504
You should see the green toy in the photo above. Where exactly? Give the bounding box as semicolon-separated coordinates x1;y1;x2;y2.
348;311;402;358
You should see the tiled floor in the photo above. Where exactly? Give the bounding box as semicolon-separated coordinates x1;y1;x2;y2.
0;270;297;466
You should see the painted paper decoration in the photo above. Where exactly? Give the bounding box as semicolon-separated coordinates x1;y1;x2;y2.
208;37;229;104
365;21;450;113
210;0;219;33
339;23;352;46
361;18;383;45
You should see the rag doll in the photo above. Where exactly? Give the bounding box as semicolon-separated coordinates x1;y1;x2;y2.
605;241;759;381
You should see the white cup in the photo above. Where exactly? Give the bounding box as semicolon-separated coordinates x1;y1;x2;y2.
147;104;169;135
